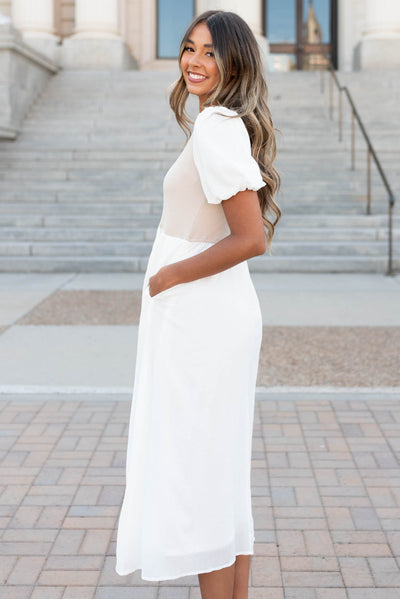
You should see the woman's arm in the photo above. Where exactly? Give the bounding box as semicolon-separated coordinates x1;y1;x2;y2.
148;189;266;297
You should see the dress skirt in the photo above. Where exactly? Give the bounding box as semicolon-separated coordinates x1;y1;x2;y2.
115;224;263;581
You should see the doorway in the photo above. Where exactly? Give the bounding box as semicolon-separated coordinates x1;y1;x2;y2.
264;0;338;71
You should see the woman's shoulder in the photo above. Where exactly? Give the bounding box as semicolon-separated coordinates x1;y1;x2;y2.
193;105;249;148
194;105;239;126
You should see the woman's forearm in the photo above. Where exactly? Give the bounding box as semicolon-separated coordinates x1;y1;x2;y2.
167;233;265;287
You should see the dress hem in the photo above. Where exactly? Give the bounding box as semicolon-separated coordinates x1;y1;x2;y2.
115;549;255;581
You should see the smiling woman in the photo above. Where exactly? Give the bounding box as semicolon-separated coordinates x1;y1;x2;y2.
115;9;281;599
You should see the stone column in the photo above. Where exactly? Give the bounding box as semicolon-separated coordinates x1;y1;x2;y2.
195;0;269;70
11;0;60;61
74;0;119;38
62;0;137;69
358;0;400;69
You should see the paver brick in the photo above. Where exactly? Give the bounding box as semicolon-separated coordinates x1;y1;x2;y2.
295;486;322;506
38;570;100;585
275;518;327;530
0;555;17;584
0;587;32;599
36;506;69;528
72;485;102;505
251;556;282;586
80;530;113;555
63;588;96;599
325;507;355;530
2;397;400;596
62;516;115;529
158;588;189;598
347;591;400;598
334;543;392;557
44;555;103;570
316;591;347;599
254;542;278;556
339;557;374;586
271;486;296;506
0;484;30;504
9;505;42;528
282;571;343;587
30;587;65;599
276;530;306;556
248;590;284;599
2;529;57;542
368;557;400;587
304;531;335;556
284;590;316;599
94;589;157;599
7;555;46;585
51;529;85;555
0;541;52;555
280;557;338;571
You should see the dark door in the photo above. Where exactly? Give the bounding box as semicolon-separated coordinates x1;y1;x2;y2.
264;0;337;70
157;0;195;58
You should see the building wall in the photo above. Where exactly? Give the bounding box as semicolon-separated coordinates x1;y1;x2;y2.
0;0;11;17
55;0;75;38
125;0;156;68
3;0;398;71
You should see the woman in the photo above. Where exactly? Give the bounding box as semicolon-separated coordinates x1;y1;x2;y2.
115;9;281;599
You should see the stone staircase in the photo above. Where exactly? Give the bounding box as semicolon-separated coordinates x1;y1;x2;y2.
0;68;398;272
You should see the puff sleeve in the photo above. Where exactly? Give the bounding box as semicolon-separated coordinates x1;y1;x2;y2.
192;106;266;205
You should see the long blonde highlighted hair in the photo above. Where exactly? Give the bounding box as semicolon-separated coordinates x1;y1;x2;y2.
168;10;281;252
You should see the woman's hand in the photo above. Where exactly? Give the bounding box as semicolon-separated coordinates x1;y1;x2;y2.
148;265;178;297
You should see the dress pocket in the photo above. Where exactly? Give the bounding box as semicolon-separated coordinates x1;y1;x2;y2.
146;282;180;300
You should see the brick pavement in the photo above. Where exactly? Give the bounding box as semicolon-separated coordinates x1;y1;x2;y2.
1;396;400;598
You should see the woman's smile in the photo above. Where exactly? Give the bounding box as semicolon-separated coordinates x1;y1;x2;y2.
187;71;208;83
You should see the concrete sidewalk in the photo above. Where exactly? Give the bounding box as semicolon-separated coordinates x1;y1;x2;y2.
0;272;399;393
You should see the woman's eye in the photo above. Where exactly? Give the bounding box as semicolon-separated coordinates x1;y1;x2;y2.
183;46;214;57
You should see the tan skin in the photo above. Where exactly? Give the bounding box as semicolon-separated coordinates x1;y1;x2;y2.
149;22;263;599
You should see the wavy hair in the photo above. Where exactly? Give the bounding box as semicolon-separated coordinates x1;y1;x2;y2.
168;10;281;252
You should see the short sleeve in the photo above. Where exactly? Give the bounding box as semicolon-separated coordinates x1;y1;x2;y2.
192;106;266;205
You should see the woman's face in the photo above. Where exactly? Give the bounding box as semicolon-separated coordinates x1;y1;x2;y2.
180;22;220;109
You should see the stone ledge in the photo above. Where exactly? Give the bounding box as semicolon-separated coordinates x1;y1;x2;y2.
0;23;57;139
0;26;58;73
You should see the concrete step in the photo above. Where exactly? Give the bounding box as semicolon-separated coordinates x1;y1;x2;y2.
0;214;161;227
0;240;397;259
0;228;153;241
0;255;396;274
0;241;153;257
0;212;397;228
0;226;397;243
0;202;162;215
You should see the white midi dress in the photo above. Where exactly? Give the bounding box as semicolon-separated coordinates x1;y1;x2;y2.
115;105;265;581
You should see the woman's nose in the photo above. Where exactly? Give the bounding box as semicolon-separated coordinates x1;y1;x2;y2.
188;52;201;67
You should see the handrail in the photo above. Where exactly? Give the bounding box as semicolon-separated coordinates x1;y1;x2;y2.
320;62;396;276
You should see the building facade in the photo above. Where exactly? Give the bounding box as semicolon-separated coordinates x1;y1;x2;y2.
1;0;399;71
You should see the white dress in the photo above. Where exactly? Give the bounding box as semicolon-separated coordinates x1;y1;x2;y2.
115;105;265;581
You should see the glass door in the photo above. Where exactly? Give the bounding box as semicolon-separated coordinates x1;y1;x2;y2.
157;0;195;58
264;0;337;71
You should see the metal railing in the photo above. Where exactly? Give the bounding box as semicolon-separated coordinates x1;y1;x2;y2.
320;63;396;275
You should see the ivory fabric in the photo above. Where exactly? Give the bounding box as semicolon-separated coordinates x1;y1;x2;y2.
115;105;265;581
